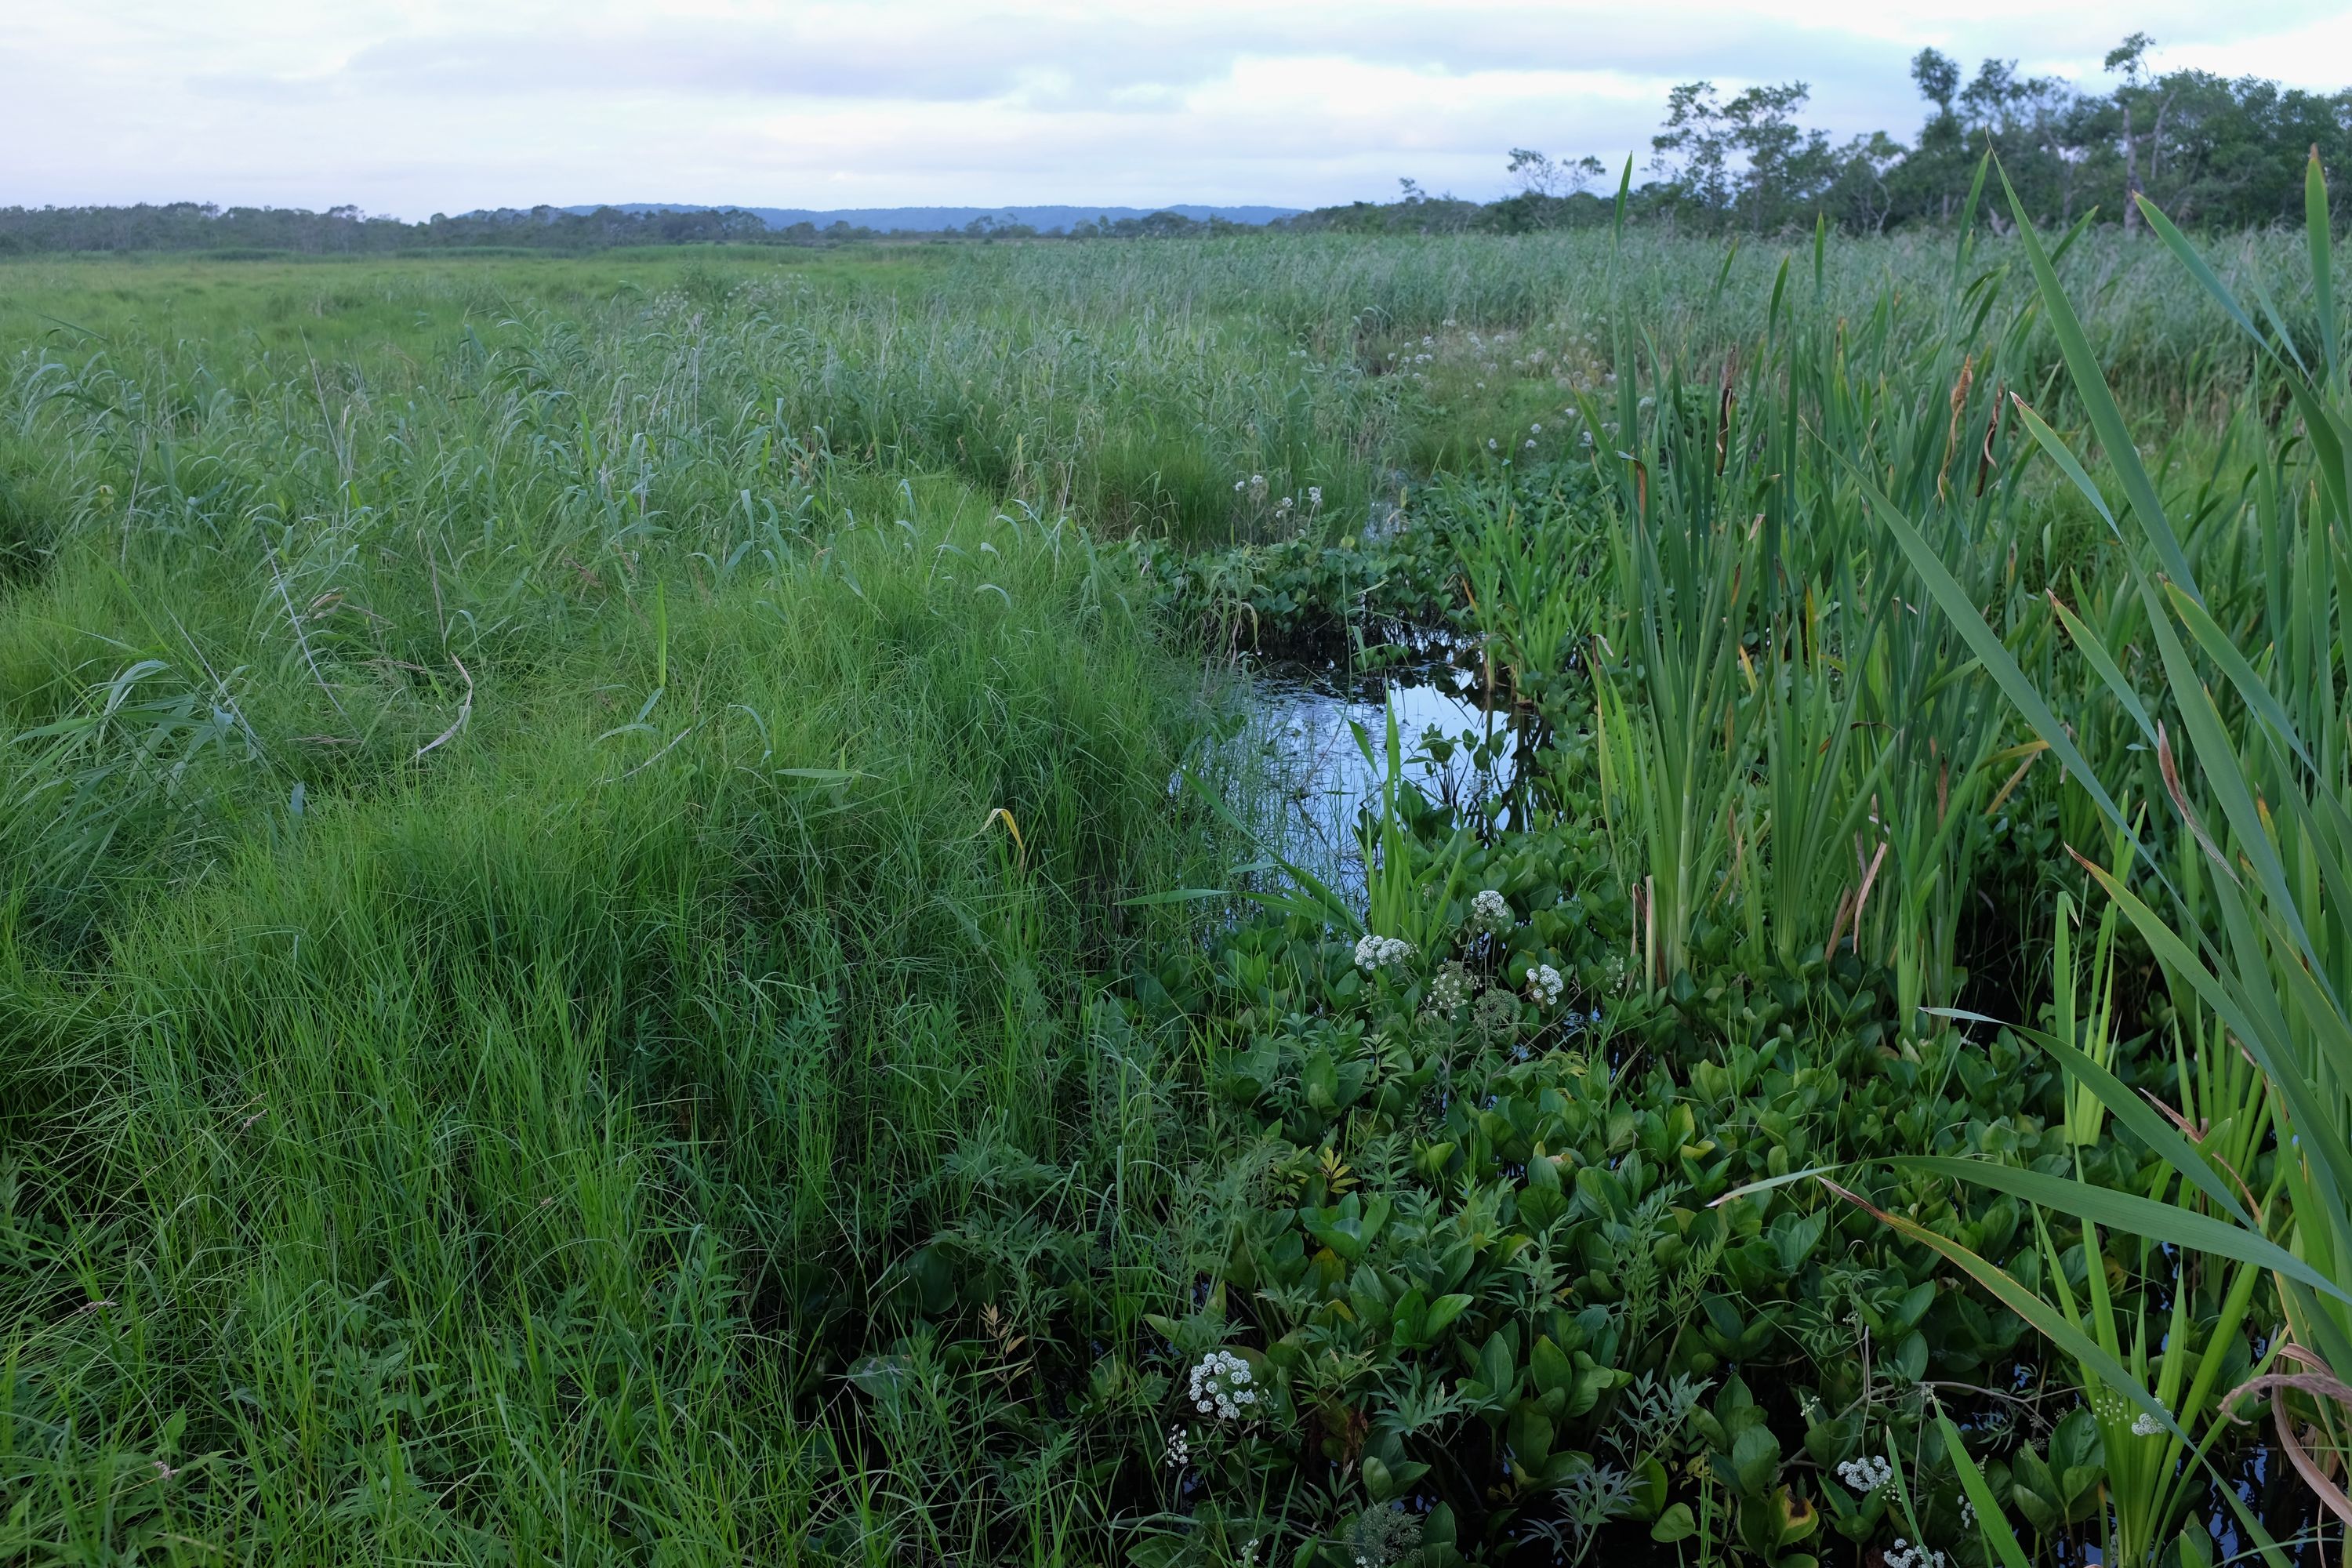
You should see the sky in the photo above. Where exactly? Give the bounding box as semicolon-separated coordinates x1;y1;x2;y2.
5;1;2350;219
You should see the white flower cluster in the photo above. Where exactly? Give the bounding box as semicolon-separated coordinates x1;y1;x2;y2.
1355;934;1414;973
1233;474;1269;497
1163;1423;1191;1469
1189;1350;1257;1421
1468;888;1512;936
1885;1539;1947;1568
1525;964;1565;1007
1837;1454;1894;1494
1307;486;1323;508
1427;962;1475;1016
2131;1410;2165;1436
1959;1497;1976;1528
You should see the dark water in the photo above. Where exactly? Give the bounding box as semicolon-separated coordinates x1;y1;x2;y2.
1243;648;1526;892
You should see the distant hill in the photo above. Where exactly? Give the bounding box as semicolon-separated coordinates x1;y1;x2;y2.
563;203;1298;233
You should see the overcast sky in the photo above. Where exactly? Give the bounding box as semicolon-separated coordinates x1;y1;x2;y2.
6;1;2350;219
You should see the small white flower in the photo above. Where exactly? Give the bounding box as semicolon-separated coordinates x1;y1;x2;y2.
1836;1454;1895;1494
1530;422;1542;434
1306;485;1323;507
2131;1411;2165;1436
1354;933;1414;973
1234;478;1246;492
1525;964;1564;1007
1524;439;1537;450
1163;1423;1192;1468
1486;437;1498;451
1468;888;1512;935
1425;961;1475;1016
1187;1350;1256;1422
1959;1497;1976;1528
1886;1540;1948;1568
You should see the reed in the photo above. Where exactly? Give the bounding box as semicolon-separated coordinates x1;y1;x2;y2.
3;210;2343;1564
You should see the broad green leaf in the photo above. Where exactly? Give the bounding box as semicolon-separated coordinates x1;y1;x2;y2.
2310;148;2339;389
1851;463;2140;853
2000;1021;2252;1225
1823;1178;2194;1450
1998;163;2198;596
1933;1399;2033;1568
1890;1156;2349;1306
2043;586;2155;748
2164;579;2316;777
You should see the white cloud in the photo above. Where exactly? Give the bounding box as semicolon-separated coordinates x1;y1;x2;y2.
2;0;2344;216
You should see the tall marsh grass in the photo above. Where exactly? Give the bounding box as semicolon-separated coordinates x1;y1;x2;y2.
2;217;2344;1563
0;256;1235;1561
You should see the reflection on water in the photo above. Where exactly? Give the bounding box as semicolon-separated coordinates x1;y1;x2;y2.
1243;650;1525;894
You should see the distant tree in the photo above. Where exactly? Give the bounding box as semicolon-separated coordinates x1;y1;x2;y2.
2106;31;2163;233
1911;49;1961;120
1505;148;1561;196
1650;79;1839;232
1501;151;1608;227
1827;129;1907;234
1729;82;1836;231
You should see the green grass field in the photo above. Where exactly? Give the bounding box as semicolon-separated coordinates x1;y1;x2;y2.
5;213;2350;1566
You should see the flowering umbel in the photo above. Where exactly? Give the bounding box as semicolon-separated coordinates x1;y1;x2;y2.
1188;1350;1258;1421
1836;1454;1893;1494
1468;887;1512;936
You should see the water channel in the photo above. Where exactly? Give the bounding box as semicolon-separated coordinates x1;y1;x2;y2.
1237;644;1529;897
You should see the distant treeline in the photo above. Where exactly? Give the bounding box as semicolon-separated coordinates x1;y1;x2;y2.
0;199;1280;256
0;202;877;256
1291;35;2352;237
5;33;2347;257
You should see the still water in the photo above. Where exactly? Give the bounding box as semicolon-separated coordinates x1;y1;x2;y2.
1240;650;1524;893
